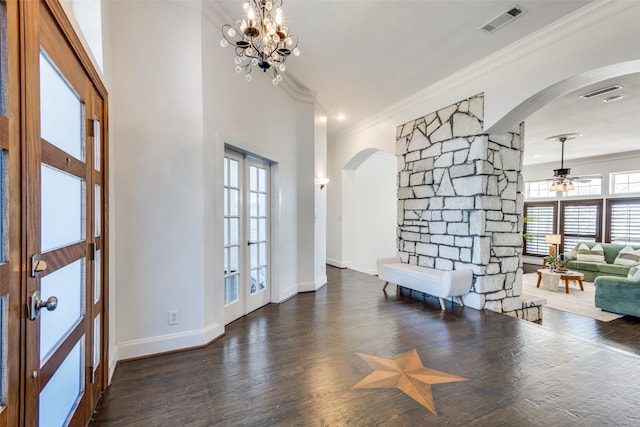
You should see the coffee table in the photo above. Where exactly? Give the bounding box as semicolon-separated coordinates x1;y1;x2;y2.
536;269;584;294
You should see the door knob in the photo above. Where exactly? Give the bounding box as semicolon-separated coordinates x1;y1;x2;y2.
27;290;58;321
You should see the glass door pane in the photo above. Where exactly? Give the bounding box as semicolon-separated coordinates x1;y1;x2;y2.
248;165;268;295
39;50;83;160
223;156;240;307
40;164;84;252
39;259;85;363
39;338;84;427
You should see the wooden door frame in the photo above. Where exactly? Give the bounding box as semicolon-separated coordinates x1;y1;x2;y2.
0;1;24;426
18;0;109;425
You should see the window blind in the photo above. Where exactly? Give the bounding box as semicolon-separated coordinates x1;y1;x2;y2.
608;199;640;245
560;200;602;253
524;203;555;256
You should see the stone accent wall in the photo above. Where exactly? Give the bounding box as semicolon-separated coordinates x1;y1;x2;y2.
396;93;540;319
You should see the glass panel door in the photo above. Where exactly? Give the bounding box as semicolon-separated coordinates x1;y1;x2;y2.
247;159;270;313
223;153;243;324
223;151;271;324
24;2;108;425
33;46;88;427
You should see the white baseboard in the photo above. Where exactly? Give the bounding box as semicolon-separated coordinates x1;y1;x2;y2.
277;284;298;303
298;273;327;292
315;274;327;289
298;280;318;292
108;348;119;384
326;257;351;269
116;322;224;361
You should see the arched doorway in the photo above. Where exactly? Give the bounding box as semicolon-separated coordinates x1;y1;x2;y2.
342;149;396;274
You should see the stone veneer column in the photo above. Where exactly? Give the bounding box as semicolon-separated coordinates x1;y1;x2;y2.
396;93;542;320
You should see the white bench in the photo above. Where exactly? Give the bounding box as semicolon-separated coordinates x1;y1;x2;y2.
377;257;473;310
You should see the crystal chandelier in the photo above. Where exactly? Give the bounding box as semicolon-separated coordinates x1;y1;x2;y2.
220;0;300;85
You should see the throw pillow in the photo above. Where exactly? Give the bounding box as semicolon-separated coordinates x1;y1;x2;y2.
614;246;640;266
576;243;605;262
628;266;640;281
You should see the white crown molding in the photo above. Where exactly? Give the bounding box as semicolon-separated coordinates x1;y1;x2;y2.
279;75;316;104
331;1;638;142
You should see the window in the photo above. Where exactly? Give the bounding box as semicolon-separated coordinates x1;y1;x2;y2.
567;176;602;196
606;198;640;245
525;180;555;199
560;200;602;253
524;202;556;256
611;170;640;194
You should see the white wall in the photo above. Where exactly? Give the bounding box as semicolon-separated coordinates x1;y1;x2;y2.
103;0;320;362
108;0;207;359
313;109;328;288
327;2;640;268
523;151;640;193
352;151;396;275
327;122;396;266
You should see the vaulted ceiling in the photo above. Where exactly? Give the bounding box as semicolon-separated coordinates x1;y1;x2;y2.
215;1;639;166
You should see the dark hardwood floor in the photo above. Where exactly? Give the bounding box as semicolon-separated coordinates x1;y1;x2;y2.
90;266;640;426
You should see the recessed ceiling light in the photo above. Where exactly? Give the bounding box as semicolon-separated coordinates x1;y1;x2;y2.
336;114;347;121
603;95;624;103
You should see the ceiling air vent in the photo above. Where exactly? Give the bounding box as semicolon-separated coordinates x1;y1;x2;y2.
579;84;623;99
480;5;526;33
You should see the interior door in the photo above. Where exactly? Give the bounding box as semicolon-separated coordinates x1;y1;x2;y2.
246;158;270;313
24;2;106;426
223;151;271;324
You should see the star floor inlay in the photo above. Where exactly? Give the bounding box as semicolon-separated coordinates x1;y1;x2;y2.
353;349;468;415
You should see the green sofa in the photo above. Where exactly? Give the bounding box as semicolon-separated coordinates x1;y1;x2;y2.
595;276;640;318
563;242;640;282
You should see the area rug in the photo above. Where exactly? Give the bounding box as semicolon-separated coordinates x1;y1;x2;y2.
521;273;624;322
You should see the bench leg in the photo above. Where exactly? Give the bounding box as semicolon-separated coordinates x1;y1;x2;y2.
439;297;446;311
382;281;389;291
456;296;464;307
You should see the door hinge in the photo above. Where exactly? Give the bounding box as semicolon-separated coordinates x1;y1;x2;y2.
90;366;95;383
89;243;96;261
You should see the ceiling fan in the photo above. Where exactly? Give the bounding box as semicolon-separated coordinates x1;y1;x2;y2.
545;133;583;192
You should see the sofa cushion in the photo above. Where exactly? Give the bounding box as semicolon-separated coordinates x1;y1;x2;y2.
567;260;600;272
614;246;640;266
598;263;630;276
577;243;605;262
629;266;640;281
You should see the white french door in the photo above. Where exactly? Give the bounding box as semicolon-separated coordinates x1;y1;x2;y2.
223;151;271;324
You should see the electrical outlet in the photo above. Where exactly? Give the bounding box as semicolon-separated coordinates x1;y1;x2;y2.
168;309;179;325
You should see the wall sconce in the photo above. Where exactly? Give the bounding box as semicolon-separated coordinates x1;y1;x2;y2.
317;178;330;190
545;234;562;257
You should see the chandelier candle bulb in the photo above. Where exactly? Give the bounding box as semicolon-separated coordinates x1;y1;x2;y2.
221;0;300;85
